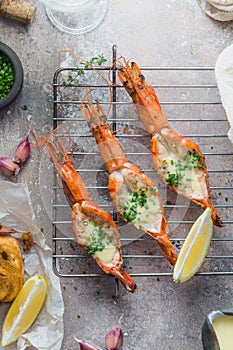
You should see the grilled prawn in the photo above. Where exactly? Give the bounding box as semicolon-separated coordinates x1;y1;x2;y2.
33;134;137;293
118;61;222;227
83;101;177;266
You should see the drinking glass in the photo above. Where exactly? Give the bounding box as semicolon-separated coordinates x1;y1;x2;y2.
39;0;108;34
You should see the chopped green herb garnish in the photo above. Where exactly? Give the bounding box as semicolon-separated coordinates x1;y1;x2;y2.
70;242;75;251
0;53;15;100
121;188;148;223
165;151;204;187
166;171;184;187
85;224;111;255
196;163;204;170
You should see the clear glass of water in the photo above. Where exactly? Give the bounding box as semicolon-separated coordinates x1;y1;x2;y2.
39;0;108;34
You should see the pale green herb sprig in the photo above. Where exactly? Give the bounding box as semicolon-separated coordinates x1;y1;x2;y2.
62;54;107;86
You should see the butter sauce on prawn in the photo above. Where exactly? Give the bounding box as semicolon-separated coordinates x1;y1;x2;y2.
118;61;222;227
32;131;137;293
83;101;177;266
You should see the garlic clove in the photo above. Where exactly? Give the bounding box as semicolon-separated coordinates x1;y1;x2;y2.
0;157;20;177
105;326;123;350
74;338;103;350
0;224;18;234
14;135;31;164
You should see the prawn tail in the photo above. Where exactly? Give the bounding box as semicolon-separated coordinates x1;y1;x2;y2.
112;267;138;293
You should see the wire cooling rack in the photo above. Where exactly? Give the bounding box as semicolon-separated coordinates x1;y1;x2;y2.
51;45;233;294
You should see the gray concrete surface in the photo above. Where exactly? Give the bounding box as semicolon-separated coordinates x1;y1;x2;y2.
1;1;233;349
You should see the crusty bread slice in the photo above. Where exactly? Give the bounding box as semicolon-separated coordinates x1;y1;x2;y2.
0;236;24;302
0;267;11;300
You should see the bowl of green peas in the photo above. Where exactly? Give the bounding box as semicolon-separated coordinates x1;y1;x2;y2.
0;42;24;109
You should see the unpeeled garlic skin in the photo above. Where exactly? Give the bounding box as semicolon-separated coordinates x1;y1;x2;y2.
0;157;20;177
105;326;123;350
14;135;30;164
75;338;102;350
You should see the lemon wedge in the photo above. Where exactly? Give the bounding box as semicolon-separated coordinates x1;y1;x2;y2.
1;274;47;346
173;207;213;283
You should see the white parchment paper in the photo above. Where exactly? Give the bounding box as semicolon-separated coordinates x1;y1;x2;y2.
0;181;64;350
215;44;233;144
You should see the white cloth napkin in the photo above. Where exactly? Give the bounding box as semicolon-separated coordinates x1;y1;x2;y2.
0;181;64;350
197;0;233;21
215;44;233;144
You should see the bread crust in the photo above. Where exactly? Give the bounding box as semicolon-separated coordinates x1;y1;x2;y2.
0;236;24;302
0;267;11;300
